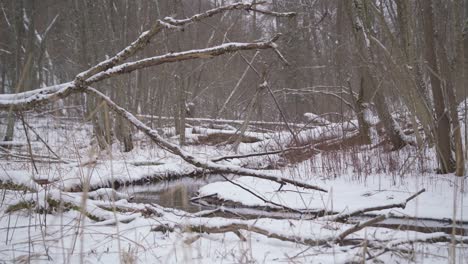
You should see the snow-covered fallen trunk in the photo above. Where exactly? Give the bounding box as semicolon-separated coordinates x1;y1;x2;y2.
85;87;328;193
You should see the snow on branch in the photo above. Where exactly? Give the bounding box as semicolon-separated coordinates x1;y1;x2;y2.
76;1;293;82
84;86;327;192
84;38;281;84
0;82;75;111
161;1;295;26
0;38;280;111
1;1;292;112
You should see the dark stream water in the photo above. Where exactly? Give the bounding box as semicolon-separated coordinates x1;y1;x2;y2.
121;177;468;235
120;176;225;213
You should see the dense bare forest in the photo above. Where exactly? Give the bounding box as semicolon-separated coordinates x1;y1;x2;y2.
0;0;467;263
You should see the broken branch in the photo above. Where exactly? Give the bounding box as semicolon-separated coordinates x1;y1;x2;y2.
318;189;425;222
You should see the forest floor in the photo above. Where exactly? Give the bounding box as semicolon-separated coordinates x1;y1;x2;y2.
0;113;467;264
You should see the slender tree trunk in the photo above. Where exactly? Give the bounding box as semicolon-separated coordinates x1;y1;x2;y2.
176;70;186;146
448;0;465;176
396;0;425;147
117;0;134;152
4;0;24;142
421;0;455;173
356;75;372;144
464;0;468;161
1;62;5;94
348;0;405;148
79;0;109;150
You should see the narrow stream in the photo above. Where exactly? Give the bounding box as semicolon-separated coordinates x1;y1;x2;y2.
120;176;225;213
121;177;468;236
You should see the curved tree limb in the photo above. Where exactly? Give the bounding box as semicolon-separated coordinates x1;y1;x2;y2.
0;39;280;111
84;39;279;84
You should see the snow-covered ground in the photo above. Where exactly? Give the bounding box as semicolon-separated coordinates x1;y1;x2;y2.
0;115;467;263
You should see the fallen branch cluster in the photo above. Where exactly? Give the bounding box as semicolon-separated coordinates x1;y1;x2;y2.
5;184;464;264
147;188;468;262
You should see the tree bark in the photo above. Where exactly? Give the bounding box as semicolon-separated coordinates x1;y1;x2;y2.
421;0;455;173
348;0;406;148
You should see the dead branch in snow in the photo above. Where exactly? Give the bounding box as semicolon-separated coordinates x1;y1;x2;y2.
85;86;327;192
193;207;248;219
336;215;386;243
318;188;426;222
219;174;303;213
211;143;319;162
19;116;63;161
0;145;73;165
152;222;332;246
364;233;468;262
152;215;391;249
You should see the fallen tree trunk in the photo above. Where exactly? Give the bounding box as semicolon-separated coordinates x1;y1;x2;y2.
85;87;327;192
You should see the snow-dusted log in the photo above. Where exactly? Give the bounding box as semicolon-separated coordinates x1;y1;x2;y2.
85;87;327;192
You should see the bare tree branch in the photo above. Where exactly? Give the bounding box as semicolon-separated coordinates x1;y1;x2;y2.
75;1;294;82
84;39;279;84
0;39;279;111
161;1;295;26
0;1;293;111
219;174;303;213
336;215;386;243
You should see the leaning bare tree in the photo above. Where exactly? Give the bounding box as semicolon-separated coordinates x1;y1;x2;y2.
0;2;326;192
